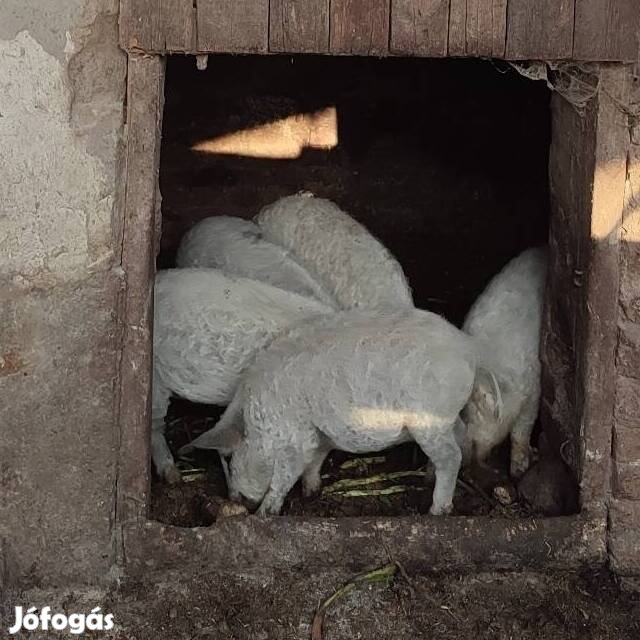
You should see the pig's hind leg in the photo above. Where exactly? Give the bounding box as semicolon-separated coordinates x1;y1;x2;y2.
410;422;462;516
302;442;332;497
151;376;181;484
510;397;540;478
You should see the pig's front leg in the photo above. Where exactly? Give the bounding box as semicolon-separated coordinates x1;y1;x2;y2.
257;448;306;516
509;398;539;478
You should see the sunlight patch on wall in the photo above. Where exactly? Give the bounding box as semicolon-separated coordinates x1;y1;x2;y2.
191;107;338;159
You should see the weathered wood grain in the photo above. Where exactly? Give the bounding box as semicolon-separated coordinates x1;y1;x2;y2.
330;0;391;55
483;0;507;56
506;0;575;59
447;0;466;55
120;0;638;61
544;67;629;507
120;0;162;51
197;0;269;53
578;67;629;508
390;0;450;56
574;0;640;62
448;0;506;56
465;0;480;55
270;0;330;53
116;55;165;531
162;0;196;52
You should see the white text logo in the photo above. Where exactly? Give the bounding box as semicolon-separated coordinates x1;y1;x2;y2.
8;606;114;635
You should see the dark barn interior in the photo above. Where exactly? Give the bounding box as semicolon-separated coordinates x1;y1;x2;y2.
153;54;558;526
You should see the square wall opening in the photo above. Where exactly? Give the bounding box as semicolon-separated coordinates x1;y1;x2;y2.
150;54;571;527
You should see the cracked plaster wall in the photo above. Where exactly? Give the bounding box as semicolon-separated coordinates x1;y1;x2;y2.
0;0;127;586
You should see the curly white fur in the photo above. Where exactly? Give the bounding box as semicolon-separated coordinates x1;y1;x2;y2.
175;216;337;308
152;268;333;483
462;246;548;477
255;193;414;310
183;309;479;516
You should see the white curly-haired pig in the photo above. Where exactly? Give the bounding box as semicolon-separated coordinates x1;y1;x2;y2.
462;246;548;477
181;309;484;516
175;216;337;308
254;193;414;310
152;268;333;483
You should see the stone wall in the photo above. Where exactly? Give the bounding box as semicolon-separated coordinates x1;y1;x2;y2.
0;0;126;586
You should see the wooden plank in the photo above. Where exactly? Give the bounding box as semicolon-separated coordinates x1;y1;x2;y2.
505;0;575;59
448;0;466;55
119;0;161;51
162;0;196;52
390;0;450;57
330;0;391;55
120;0;195;52
574;0;640;62
542;90;589;485
465;0;480;55
447;0;507;56
116;55;165;539
270;0;330;53
484;0;507;56
197;0;269;53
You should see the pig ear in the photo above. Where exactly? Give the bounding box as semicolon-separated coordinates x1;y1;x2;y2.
475;368;503;421
178;420;244;457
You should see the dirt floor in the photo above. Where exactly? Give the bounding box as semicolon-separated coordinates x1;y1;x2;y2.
4;569;640;639
149;397;580;526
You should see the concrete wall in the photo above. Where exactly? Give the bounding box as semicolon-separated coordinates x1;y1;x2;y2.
0;0;126;586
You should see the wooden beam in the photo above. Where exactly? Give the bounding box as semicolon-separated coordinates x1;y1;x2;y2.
197;0;269;53
506;0;575;59
120;0;639;62
116;55;165;534
543;66;629;509
330;0;391;55
573;0;640;62
270;0;330;53
390;0;450;57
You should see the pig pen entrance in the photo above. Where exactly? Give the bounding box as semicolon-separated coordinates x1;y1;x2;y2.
151;54;560;527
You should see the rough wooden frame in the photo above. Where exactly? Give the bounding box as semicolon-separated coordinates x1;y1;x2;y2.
542;67;630;511
119;0;640;62
115;54;165;565
114;55;631;576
